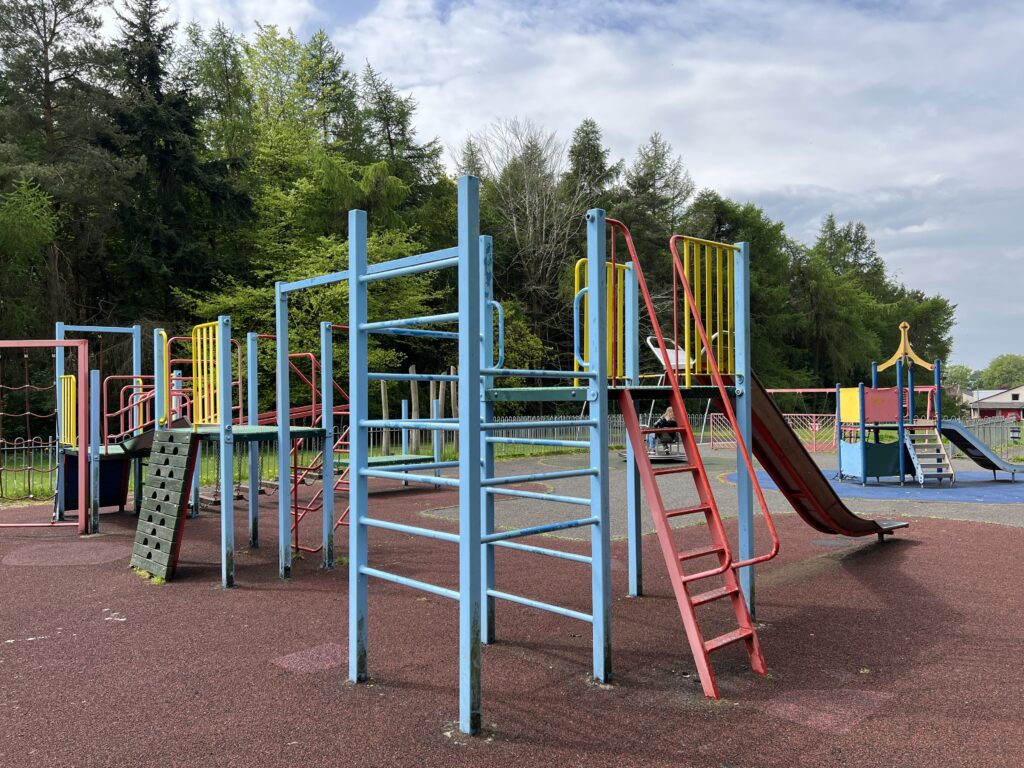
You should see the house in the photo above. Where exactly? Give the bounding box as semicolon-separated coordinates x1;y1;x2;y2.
969;385;1024;420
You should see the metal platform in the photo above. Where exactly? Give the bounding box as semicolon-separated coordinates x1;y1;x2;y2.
485;384;734;402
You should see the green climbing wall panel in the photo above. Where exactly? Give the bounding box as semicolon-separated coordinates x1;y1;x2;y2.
129;431;199;580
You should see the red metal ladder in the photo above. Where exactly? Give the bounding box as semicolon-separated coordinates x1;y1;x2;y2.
608;218;779;699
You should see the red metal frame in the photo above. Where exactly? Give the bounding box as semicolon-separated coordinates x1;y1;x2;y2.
0;340;88;533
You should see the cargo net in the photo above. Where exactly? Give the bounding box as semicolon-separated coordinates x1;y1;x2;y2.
0;348;58;503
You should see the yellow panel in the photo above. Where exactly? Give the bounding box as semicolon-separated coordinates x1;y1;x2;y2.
839;387;861;423
191;321;220;428
60;375;77;446
574;259;629;382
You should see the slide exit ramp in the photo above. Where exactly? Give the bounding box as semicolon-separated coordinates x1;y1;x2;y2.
940;421;1020;481
740;375;908;538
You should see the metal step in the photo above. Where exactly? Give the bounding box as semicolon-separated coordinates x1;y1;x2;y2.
705;627;754;653
690;584;739;606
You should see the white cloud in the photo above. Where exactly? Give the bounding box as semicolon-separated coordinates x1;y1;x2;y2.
125;0;1021;369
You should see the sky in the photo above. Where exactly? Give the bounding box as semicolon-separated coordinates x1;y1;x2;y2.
160;0;1024;369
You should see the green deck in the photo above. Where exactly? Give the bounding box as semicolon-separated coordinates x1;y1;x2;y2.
334;453;434;468
485;385;733;402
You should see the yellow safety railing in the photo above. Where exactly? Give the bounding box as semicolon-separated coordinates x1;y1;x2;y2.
574;258;629;385
672;236;737;388
191;321;219;428
60;375;77;446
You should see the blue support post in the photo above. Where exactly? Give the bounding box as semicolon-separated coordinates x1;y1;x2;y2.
835;383;843;479
247;333;260;548
88;368;100;533
131;325;143;514
348;209;370;684
218;316;235;588
870;362;880;443
432;398;442;476
896;360;906;485
400;399;410;487
153;329;166;430
586;209;611;681
320;321;335;569
55;322;66;520
479;235;496;644
275;283;292;579
859;383;868;485
624;262;643;597
456;175;483;734
733;242;755;612
935;360;942;432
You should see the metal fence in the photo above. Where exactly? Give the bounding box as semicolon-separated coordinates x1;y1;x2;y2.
709;413;838;453
0;437;59;502
945;417;1024;461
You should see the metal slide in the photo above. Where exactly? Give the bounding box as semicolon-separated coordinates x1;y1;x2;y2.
742;375;908;538
939;421;1020;481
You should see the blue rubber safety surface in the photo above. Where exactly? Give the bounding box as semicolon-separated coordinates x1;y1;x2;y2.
725;469;1024;504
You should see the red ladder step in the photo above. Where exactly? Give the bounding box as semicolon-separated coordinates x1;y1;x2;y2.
690;585;739;606
705;627;754;653
678;544;724;561
665;504;712;519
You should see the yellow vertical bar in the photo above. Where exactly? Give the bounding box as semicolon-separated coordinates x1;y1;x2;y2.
704;242;711;375
716;246;723;371
693;243;702;375
617;265;625;377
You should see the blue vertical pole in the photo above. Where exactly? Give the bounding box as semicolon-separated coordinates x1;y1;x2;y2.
456;175;482;735
896;361;905;484
88;368;100;533
218;316;235;588
275;283;292;579
432;399;441;476
348;209;370;684
479;235;496;645
733;243;755;612
835;383;843;479
586;209;611;681
400;399;410;487
624;262;643;597
859;382;867;485
153;329;166;430
55;322;66;520
934;360;942;432
131;325;143;513
320;321;335;569
247;333;260;548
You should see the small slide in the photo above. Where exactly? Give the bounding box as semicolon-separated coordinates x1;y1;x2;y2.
939;421;1020;481
741;375;908;537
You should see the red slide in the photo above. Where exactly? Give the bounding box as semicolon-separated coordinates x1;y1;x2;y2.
732;375;908;538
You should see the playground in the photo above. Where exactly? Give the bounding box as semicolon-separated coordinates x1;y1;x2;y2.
1;177;1022;767
1;450;1022;767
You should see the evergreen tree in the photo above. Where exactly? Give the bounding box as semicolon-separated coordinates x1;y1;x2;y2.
564;118;621;206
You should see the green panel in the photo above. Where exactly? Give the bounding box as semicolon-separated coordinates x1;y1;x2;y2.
485;387;588;402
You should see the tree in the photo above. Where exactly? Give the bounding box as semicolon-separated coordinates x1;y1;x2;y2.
564;118;621;207
944;363;979;393
980;354;1024;390
0;181;58;337
299;30;358;148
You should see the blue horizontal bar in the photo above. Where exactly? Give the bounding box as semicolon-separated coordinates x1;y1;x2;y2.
361;255;459;282
361;566;459;600
278;270;348;294
60;324;136;335
366;373;459;382
360;313;459;332
360;517;458;543
360;419;457;429
486;589;592;623
490;539;592;564
359;247;459;282
361;469;460;487
379;460;459;473
481;467;598;487
481;420;598;430
368;328;460;340
485;487;591;506
485;437;590;449
482;368;597;380
482;516;600;543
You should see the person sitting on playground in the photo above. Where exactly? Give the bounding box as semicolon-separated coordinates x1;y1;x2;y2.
648;407;682;455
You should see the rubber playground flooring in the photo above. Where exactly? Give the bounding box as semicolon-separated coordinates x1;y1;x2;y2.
1;450;1022;768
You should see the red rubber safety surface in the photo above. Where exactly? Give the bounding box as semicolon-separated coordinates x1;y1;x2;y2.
1;485;1023;768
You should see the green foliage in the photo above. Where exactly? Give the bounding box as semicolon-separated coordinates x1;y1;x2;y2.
0;180;58;337
981;354;1024;390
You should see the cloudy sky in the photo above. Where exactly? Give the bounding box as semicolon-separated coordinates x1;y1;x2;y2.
160;0;1023;369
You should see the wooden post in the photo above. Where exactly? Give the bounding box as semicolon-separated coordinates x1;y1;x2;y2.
409;364;420;452
380;380;390;455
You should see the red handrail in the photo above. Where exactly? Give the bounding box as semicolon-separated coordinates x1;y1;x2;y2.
668;234;779;568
